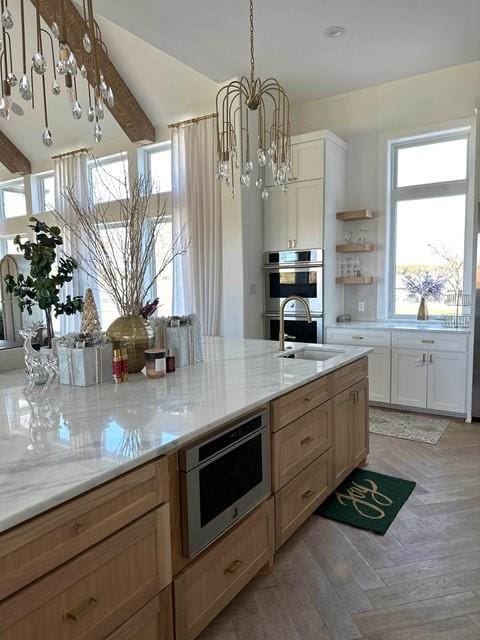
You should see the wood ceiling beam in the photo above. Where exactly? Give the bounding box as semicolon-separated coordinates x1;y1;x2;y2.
0;131;31;174
35;0;155;144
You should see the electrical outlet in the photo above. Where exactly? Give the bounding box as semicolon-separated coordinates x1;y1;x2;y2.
249;283;257;295
358;301;365;312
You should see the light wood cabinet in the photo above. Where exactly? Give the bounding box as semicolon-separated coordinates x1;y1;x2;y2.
275;449;333;548
106;590;173;640
0;458;169;600
0;506;172;640
332;357;368;396
173;499;274;640
333;379;369;488
272;401;332;490
271;372;331;431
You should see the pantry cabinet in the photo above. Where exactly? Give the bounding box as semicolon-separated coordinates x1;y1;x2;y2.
263;179;324;251
263;131;345;252
290;139;325;182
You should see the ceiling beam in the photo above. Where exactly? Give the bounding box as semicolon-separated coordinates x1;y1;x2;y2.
0;131;31;174
35;0;156;144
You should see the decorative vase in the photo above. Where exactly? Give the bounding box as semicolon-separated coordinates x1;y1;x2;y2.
417;297;428;321
106;315;154;373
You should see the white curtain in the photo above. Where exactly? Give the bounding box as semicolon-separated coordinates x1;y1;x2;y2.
171;118;222;336
54;150;89;335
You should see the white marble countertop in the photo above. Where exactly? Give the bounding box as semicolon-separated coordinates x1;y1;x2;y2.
0;337;370;534
328;320;470;334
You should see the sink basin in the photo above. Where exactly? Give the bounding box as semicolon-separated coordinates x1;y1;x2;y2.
278;347;345;361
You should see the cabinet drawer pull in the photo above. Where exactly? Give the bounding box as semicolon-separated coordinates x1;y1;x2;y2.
72;521;86;534
301;489;315;500
352;336;364;340
300;436;314;446
65;596;98;621
304;395;312;402
349;391;358;404
421;339;434;344
224;559;243;575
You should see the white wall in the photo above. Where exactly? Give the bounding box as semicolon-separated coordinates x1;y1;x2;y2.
292;61;480;320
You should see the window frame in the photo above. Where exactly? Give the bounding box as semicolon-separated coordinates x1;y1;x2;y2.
143;141;172;195
87;152;129;204
35;171;55;213
0;177;27;220
387;128;471;319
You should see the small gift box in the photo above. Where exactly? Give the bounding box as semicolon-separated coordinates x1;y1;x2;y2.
152;315;203;368
58;333;113;386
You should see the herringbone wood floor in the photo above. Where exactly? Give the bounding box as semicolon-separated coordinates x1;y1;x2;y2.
199;422;480;640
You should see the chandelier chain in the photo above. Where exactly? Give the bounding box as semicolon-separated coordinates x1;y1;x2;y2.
249;0;254;83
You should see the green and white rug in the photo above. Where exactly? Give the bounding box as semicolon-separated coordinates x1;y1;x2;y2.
316;468;416;535
369;407;450;444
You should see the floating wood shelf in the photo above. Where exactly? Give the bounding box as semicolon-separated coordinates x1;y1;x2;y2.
336;243;375;253
336;209;375;221
336;276;375;285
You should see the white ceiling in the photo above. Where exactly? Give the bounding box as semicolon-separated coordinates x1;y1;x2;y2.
93;0;480;104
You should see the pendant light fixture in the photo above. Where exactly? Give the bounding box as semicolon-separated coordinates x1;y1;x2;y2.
0;0;114;147
216;0;292;198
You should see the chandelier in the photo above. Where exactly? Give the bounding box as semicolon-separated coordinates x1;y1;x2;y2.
216;0;291;199
0;0;114;147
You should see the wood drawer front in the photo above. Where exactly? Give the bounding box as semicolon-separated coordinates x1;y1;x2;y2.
271;375;331;431
327;328;391;348
391;331;468;353
332;357;368;396
273;401;332;491
275;449;333;549
0;505;172;640
106;589;173;640
0;458;168;600
174;499;274;640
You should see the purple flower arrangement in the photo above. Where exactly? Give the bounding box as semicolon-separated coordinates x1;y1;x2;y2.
402;272;445;301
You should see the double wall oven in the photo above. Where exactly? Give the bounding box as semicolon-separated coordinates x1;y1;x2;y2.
264;249;324;344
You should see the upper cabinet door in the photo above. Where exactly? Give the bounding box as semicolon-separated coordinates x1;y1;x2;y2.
291;139;325;182
291;179;324;250
263;185;290;252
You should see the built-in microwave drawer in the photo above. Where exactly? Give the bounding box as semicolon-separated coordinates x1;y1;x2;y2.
327;328;390;348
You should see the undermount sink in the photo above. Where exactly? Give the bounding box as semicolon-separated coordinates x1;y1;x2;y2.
278;347;345;361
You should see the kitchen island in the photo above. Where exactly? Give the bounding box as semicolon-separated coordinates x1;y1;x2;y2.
0;337;371;640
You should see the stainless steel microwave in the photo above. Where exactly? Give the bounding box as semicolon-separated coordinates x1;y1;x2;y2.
179;409;271;558
264;249;324;315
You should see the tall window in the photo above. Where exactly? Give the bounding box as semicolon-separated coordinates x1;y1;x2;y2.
389;130;469;318
0;178;27;219
88;153;129;204
36;172;55;212
145;143;172;193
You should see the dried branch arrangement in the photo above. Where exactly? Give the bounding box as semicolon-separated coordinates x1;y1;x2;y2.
55;159;189;317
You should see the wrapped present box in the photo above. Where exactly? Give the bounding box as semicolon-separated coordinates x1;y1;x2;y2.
58;343;113;386
152;315;203;368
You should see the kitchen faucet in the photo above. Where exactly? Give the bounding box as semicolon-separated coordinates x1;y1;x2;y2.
278;295;312;351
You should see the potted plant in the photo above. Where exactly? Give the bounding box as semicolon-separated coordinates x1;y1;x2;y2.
402;271;445;320
4;218;83;347
55;162;188;372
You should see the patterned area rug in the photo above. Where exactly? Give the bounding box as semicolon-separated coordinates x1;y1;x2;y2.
369;407;450;444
